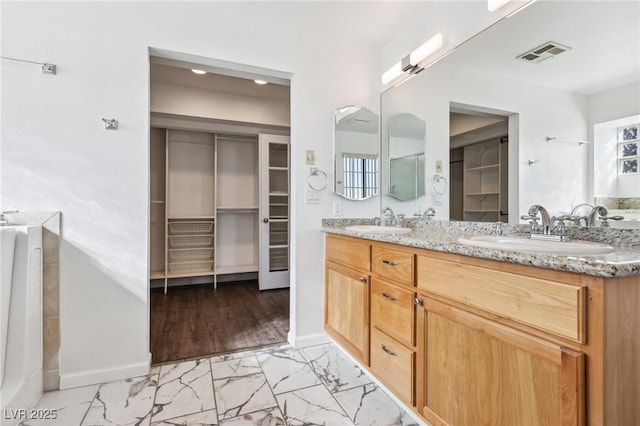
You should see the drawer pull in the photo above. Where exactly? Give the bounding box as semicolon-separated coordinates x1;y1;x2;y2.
382;259;399;266
381;344;398;357
359;276;367;283
382;292;398;301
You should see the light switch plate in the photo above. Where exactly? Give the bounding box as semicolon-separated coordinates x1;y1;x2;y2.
305;188;320;204
306;150;315;165
435;160;443;173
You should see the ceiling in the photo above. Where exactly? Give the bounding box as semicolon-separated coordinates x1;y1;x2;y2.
150;62;290;101
445;1;640;95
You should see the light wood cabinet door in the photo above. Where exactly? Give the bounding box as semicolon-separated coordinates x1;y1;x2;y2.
417;298;585;426
325;260;370;365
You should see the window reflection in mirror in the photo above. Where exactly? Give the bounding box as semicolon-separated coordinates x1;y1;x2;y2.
334;106;379;200
388;113;426;201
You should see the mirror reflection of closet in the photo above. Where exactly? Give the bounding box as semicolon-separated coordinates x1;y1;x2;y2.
449;106;509;222
388;113;426;201
333;106;380;200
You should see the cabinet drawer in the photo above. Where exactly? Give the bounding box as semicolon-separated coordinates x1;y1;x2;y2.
326;235;370;271
370;327;414;405
371;279;414;346
372;246;414;285
417;255;585;342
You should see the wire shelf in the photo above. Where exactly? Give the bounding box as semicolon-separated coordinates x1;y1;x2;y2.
169;220;214;234
168;248;213;262
169;235;213;248
168;260;214;273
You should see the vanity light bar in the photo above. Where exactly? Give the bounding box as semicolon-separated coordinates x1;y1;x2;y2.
381;33;444;85
409;33;444;66
381;62;404;85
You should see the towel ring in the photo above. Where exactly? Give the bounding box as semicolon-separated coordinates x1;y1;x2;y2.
433;174;448;195
307;167;328;191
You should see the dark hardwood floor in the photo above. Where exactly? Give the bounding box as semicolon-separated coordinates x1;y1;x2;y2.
150;280;290;364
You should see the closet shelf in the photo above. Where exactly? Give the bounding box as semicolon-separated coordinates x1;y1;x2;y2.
465;192;499;196
215;265;259;275
168;260;214;274
268;244;289;249
465;164;499;172
150;271;165;280
168;215;215;220
167;270;215;279
217;207;259;213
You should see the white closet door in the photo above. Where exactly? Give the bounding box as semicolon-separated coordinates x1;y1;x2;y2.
259;134;290;290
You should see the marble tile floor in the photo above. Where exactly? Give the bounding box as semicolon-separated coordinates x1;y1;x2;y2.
20;342;423;426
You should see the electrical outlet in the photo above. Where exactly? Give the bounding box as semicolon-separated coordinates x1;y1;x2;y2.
305;150;315;165
333;200;343;216
435;160;443;173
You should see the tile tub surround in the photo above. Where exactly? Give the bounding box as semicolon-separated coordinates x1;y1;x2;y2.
322;218;640;277
16;343;420;426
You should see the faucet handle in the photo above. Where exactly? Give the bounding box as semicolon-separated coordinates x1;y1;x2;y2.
599;215;624;227
520;214;539;232
552;215;570;236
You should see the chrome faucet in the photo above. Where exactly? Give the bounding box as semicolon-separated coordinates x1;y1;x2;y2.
381;207;397;226
584;205;624;227
528;205;552;235
586;205;608;227
0;210;17;227
522;205;571;241
414;207;436;220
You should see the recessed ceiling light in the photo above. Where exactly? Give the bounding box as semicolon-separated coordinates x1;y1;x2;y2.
254;79;268;85
191;69;207;75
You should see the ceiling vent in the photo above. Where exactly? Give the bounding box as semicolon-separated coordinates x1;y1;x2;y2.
517;41;571;63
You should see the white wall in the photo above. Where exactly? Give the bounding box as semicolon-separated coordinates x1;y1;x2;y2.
1;1;380;387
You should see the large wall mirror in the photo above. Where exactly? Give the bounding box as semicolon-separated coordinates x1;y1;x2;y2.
381;0;639;227
388;113;426;201
334;106;380;200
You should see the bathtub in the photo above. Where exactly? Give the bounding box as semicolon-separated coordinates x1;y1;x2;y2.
1;227;16;386
0;225;43;425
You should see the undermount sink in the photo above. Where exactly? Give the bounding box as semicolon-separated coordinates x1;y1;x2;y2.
345;225;412;234
457;235;615;255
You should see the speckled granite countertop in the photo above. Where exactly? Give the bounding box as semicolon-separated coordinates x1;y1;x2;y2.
322;218;640;278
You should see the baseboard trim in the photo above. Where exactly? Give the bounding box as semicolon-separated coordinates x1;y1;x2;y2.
59;358;150;389
288;331;331;349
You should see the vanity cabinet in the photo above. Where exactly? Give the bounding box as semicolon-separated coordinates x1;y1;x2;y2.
324;233;640;426
324;235;371;364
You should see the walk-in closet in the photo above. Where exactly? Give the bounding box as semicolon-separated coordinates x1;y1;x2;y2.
148;57;291;363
